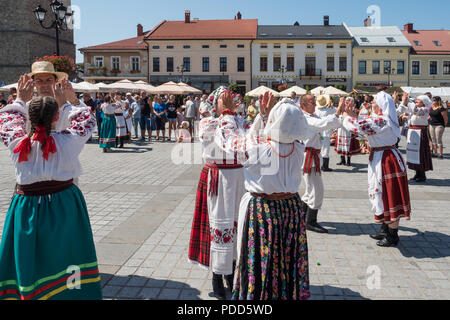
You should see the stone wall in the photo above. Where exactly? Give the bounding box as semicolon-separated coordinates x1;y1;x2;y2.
0;0;76;84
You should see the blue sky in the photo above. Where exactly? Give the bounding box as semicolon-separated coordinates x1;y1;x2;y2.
72;0;450;63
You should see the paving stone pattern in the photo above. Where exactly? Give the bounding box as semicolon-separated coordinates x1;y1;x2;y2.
0;133;449;300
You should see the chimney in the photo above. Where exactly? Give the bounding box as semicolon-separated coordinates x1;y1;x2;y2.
137;24;143;36
364;17;372;27
404;23;414;33
185;10;191;23
237;11;242;20
324;16;329;26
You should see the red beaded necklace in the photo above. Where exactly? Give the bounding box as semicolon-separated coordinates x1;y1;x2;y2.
266;137;295;158
221;109;236;116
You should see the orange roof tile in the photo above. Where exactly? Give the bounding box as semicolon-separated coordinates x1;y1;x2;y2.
79;34;148;51
402;29;450;54
145;19;258;40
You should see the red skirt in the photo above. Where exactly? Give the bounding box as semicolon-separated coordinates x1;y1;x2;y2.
335;132;361;156
188;165;211;268
375;150;411;224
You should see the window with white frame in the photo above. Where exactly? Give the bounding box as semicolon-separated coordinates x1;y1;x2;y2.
94;56;104;68
111;56;120;70
443;61;450;75
131;56;140;71
430;61;438;75
412;61;420;75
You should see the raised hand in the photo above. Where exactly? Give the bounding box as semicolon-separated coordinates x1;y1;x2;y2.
17;74;34;103
61;79;78;104
402;92;409;105
53;82;67;107
260;91;276;117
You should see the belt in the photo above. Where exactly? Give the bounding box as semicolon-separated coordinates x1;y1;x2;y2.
206;162;243;170
251;193;296;200
409;125;427;130
105;114;115;117
15;179;74;196
114;113;124;116
205;162;243;197
303;147;321;174
369;145;395;162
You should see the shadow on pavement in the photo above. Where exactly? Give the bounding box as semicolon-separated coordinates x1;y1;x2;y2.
99;274;201;300
99;274;369;300
408;178;450;187
319;222;449;259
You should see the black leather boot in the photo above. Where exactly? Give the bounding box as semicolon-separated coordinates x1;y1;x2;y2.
370;223;388;240
337;156;346;165
322;158;333;172
346;156;352;167
212;273;226;300
224;261;236;295
306;208;328;234
415;171;427;182
410;171;419;181
377;227;399;247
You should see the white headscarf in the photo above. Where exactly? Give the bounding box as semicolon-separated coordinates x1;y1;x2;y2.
263;100;313;143
416;95;433;111
375;91;401;138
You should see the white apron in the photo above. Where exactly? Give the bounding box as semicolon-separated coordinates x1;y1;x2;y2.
406;129;421;165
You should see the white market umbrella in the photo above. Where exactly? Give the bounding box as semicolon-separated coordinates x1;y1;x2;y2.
178;82;202;94
133;81;158;94
246;86;280;97
153;81;191;95
323;86;348;96
71;81;99;93
98;79;140;92
279;85;307;97
0;83;18;92
310;86;326;95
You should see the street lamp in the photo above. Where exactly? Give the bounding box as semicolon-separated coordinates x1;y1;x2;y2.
177;65;186;82
385;67;396;87
279;65;287;85
33;1;74;56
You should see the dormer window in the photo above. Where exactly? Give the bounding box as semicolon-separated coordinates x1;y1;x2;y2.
433;41;442;46
414;40;422;46
387;37;396;43
361;37;369;43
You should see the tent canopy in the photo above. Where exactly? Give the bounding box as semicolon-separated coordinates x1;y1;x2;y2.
71;81;99;93
310;86;326;95
246;85;280;97
279;86;307;97
178;82;202;94
323;86;348;96
0;83;18;92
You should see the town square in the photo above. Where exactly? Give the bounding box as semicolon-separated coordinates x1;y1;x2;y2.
0;0;449;303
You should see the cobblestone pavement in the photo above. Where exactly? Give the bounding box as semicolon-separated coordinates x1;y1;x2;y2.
0;131;449;300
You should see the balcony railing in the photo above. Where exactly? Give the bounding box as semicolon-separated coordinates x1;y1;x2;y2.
299;68;322;78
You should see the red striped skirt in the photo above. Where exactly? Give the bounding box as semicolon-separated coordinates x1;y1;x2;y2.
188;162;243;268
335;131;361;156
375;150;411;224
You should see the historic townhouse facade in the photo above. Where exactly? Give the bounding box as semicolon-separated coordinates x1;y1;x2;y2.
345;24;411;91
251;17;353;91
402;23;450;87
145;11;257;94
79;24;149;83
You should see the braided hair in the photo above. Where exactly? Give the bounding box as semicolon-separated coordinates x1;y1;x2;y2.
28;96;59;151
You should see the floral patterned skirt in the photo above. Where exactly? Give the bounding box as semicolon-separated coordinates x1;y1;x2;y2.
232;193;310;300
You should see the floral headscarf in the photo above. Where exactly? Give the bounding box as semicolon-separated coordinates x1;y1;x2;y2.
206;86;240;117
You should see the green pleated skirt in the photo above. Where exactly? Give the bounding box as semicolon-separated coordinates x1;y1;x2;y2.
0;185;102;300
99;116;116;149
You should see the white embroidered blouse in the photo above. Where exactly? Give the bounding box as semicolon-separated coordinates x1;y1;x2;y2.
397;102;430;126
343;114;398;148
0;100;96;185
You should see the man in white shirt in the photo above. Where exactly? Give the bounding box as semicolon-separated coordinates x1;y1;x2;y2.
185;96;197;141
199;94;211;119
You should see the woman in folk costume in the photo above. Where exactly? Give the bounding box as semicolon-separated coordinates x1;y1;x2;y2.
113;92;128;148
335;96;361;166
99;95;117;153
314;94;336;172
301;95;344;234
222;98;313;300
397;93;433;183
0;75;102;300
342;91;411;247
188;86;251;300
123;101;133;143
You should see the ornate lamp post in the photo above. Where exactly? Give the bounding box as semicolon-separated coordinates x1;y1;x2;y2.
279;65;287;85
177;65;187;83
385;66;396;87
33;0;74;56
